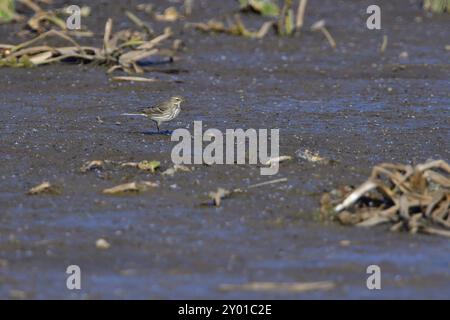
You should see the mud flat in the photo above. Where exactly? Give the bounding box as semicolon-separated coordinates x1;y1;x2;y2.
0;0;449;299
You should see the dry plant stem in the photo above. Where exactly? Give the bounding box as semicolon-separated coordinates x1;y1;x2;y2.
295;0;308;31
246;178;288;190
422;227;450;238
232;178;287;193
139;28;172;49
321;27;336;48
380;35;388;53
103;18;113;59
125;11;153;35
184;0;193;15
18;0;43;13
11;29;82;52
335;181;377;212
256;21;274;38
7;45;53;58
112;76;158;83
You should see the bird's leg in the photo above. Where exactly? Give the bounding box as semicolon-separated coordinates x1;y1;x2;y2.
151;120;159;132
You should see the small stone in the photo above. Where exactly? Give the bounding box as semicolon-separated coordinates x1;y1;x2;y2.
399;51;409;60
96;238;111;250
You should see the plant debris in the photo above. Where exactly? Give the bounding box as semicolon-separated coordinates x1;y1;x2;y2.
296;149;330;164
187;14;274;39
102;181;159;195
295;0;307;32
121;160;160;172
136;3;154;15
380;35;388;53
184;0;194;15
27;181;61;195
325;160;450;237
81;159;161;174
239;0;280;17
111;76;158;83
310;19;336;48
155;6;181;22
0;19;175;73
218;281;334;293
208;188;234;207
161;164;192;176
264;155;292;166
125;10;153;36
204;178;288;207
80;160;104;173
190;0;308;38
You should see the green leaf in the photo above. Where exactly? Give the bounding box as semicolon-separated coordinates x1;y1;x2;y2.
285;8;295;35
242;0;280;17
137;160;160;173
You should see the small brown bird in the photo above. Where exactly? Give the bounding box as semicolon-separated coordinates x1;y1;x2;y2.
122;96;184;132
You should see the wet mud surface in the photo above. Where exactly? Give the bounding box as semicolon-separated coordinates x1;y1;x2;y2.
0;0;449;298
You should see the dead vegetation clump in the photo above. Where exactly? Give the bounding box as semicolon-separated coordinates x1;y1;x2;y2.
322;160;450;237
188;0;311;38
0;18;176;73
1;0;92;35
186;14;274;39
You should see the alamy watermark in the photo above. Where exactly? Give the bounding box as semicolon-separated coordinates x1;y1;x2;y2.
366;5;381;30
366;265;381;290
66;265;81;290
66;5;81;30
171;121;280;175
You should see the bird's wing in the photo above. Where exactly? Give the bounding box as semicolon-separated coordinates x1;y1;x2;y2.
142;101;169;116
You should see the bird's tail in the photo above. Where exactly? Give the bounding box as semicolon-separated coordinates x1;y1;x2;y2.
121;113;147;117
